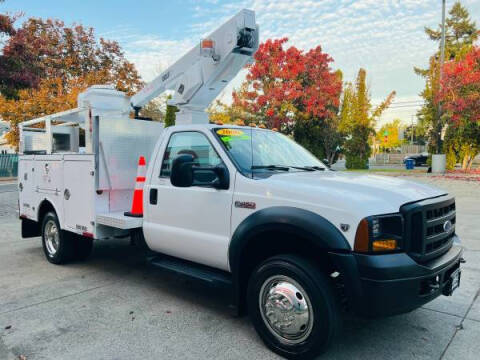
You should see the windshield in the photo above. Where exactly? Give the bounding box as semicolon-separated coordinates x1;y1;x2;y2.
214;127;326;178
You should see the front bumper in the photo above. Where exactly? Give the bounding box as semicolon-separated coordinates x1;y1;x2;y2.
330;240;463;317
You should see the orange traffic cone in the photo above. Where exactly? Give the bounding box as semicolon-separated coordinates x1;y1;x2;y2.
124;156;146;217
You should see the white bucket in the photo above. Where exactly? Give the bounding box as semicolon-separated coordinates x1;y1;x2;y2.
432;154;446;174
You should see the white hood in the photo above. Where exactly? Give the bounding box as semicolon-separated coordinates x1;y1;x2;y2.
260;171;446;216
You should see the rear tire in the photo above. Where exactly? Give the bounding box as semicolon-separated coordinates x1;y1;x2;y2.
41;212;74;264
247;254;341;359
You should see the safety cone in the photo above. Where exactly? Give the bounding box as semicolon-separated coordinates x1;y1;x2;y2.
124;156;146;218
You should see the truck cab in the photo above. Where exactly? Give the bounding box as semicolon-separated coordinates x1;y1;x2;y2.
140;123;463;358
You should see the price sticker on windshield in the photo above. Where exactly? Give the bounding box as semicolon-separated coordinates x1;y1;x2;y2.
216;129;244;136
216;128;250;143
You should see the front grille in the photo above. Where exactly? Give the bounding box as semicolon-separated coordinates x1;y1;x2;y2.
401;196;456;263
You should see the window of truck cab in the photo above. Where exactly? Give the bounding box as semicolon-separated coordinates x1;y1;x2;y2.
160;131;223;178
213;127;326;178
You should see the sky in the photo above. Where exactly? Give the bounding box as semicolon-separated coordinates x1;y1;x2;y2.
2;0;480;128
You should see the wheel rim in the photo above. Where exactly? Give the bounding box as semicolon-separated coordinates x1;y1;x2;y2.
259;275;314;345
44;220;60;256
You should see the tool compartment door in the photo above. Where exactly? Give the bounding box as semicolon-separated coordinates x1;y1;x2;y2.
18;156;36;219
63;155;95;235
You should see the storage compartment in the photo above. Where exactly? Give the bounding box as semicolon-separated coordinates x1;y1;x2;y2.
63;155;95;235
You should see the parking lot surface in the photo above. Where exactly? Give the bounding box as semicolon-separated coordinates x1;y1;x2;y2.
0;177;479;360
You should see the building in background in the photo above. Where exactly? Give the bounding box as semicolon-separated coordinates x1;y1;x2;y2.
0;121;15;154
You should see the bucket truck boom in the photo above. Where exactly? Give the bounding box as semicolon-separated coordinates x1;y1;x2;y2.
130;9;259;124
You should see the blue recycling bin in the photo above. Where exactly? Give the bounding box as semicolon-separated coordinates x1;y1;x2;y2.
405;158;414;170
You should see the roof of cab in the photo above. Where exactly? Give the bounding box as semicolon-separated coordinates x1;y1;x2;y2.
171;123;273;131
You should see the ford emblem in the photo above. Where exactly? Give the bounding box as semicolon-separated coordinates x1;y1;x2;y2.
443;220;453;233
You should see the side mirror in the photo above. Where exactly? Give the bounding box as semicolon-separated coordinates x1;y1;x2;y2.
170;154;195;187
170;154;229;190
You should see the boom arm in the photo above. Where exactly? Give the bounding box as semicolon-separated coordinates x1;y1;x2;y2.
130;9;258;124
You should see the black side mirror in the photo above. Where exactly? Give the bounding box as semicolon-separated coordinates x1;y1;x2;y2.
170;154;229;190
170;154;195;187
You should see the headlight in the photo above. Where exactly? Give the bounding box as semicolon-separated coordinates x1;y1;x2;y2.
354;214;403;253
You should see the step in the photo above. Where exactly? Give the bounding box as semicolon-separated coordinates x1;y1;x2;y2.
148;255;233;288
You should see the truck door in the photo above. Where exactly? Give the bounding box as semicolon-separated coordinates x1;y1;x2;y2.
143;130;234;271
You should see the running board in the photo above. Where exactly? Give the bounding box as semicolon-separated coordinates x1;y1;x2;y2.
148;255;233;288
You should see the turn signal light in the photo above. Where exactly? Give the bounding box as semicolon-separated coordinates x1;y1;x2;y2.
372;239;397;251
354;219;369;252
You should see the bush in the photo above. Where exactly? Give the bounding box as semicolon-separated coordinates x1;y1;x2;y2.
345;155;369;169
445;148;457;170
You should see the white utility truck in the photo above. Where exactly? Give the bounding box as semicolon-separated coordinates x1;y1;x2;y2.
18;9;463;359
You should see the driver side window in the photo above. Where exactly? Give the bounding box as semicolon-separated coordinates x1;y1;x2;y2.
160;131;222;177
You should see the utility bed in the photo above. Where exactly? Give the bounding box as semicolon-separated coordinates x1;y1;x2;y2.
18;86;163;239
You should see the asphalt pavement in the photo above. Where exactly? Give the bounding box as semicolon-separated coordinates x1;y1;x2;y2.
0;182;17;194
0;178;479;360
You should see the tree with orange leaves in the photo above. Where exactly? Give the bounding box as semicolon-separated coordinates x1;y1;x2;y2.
0;17;143;148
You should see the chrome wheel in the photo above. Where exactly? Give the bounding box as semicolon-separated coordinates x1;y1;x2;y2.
259;275;314;345
44;220;60;256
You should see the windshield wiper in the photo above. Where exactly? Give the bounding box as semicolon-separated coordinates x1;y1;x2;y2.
305;166;326;171
251;165;326;172
289;166;318;171
251;165;290;171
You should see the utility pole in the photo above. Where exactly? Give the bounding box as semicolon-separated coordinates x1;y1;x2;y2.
411;114;414;145
436;0;447;154
439;0;446;81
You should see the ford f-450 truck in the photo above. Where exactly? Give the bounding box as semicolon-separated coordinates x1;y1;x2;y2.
17;9;463;359
19;121;463;359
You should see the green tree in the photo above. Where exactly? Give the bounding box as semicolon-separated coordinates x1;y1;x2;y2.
164;95;178;127
339;69;395;169
404;123;427;145
415;1;478;155
139;93;168;121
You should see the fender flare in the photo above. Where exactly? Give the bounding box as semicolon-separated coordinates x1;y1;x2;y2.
228;206;351;312
229;206;350;271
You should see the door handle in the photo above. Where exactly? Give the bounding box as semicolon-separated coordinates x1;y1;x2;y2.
150;188;158;205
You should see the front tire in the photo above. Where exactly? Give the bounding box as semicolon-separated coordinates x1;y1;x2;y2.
247;255;341;359
41;212;74;264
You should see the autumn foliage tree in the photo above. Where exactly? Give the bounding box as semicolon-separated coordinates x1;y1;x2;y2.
437;46;480;170
339;68;395;169
0;12;45;99
415;1;478;155
0;17;143;147
232;38;343;162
